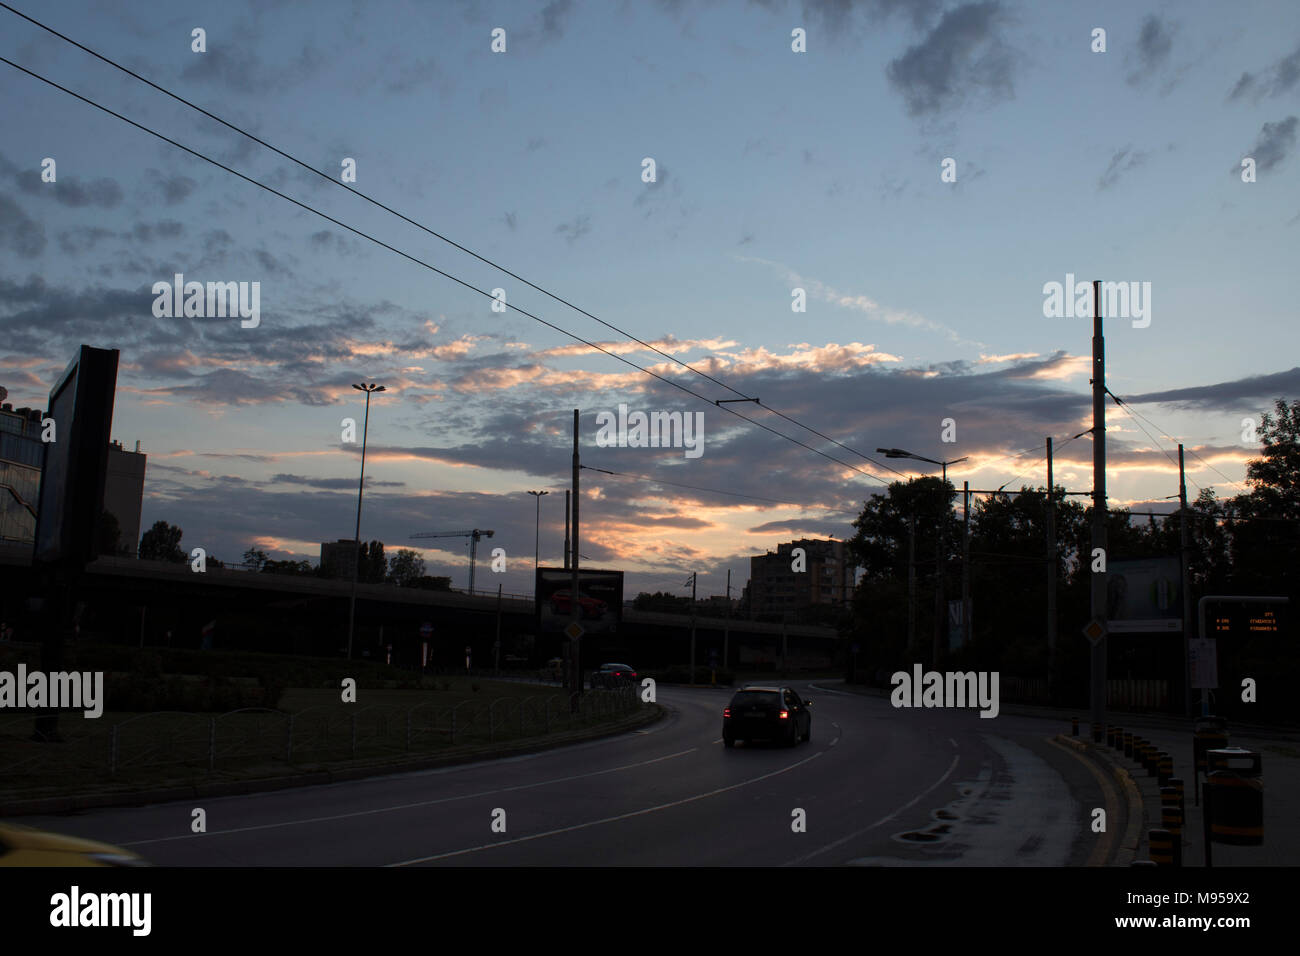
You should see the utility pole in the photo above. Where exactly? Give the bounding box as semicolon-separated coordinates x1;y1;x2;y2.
933;472;944;669
564;489;571;571
1046;436;1057;697
494;581;502;674
908;513;917;659
723;568;731;673
962;481;970;655
570;409;580;708
1179;444;1194;717
689;571;697;685
1090;279;1108;743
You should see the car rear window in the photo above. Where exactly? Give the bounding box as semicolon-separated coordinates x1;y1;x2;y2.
730;691;779;706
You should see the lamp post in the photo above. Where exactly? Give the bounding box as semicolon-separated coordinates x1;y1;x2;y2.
527;490;548;577
347;382;385;660
877;448;968;667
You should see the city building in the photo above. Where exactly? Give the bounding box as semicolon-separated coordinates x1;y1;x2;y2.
320;539;359;580
0;399;146;554
747;538;856;619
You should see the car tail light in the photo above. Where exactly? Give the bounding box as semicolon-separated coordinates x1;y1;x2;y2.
723;708;731;718
779;710;789;719
614;672;621;677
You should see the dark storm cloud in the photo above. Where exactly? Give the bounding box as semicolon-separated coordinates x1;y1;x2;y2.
885;2;1015;117
1238;116;1299;173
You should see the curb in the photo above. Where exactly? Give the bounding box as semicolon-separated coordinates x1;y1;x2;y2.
0;704;664;818
1055;733;1144;866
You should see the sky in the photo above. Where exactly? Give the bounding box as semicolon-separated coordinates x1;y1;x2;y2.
1;0;1298;600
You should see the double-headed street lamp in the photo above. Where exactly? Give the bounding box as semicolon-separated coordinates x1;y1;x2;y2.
347;382;386;661
877;448;968;667
527;490;548;576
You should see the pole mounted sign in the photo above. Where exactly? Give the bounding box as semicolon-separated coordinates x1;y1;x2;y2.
1083;617;1107;645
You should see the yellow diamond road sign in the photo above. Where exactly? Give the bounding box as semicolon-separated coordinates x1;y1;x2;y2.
1083;618;1107;644
564;622;584;640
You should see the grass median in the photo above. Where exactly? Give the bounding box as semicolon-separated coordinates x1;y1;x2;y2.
0;679;655;808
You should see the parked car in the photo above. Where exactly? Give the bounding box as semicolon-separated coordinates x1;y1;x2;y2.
590;662;638;689
722;685;811;747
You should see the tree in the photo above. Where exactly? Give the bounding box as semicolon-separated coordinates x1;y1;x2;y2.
356;540;386;583
262;559;314;575
243;548;269;571
387;548;426;586
139;520;185;562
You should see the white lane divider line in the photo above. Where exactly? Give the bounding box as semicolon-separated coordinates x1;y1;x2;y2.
949;738;958;749
389;751;826;866
782;753;961;866
119;748;698;847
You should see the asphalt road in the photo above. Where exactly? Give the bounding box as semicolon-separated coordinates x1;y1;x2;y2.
20;682;1115;866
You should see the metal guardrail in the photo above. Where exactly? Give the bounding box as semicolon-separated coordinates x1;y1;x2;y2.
0;686;643;784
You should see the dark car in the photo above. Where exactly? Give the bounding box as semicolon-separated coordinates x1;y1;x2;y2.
590;662;637;689
722;685;811;748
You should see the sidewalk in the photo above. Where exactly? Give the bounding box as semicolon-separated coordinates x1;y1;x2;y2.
815;679;1297;866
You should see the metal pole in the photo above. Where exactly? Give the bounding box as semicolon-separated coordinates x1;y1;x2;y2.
1179;444;1194;718
908;513;917;658
962;480;970;655
495;582;502;674
347;389;372;661
933;465;945;668
1047;436;1057;696
570;409;581;707
564;490;571;571
689;572;697;685
1090;279;1108;742
724;569;731;672
534;494;541;573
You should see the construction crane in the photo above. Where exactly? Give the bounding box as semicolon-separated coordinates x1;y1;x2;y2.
409;529;495;596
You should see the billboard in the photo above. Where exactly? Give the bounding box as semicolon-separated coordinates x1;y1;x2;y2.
535;567;623;636
33;346;119;567
1106;557;1181;632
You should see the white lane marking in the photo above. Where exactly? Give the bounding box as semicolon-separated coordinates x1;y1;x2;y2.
118;747;697;847
830;738;838;747
389;750;826;866
782;753;961;866
949;738;958;748
712;738;723;744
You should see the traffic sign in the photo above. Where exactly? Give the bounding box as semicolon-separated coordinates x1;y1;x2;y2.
564;622;584;640
1082;618;1108;644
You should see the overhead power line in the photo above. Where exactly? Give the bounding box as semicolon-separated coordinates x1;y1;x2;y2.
0;2;912;481
0;52;903;490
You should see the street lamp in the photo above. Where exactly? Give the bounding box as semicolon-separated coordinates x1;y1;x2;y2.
347;382;386;661
527;490;548;576
877;448;967;667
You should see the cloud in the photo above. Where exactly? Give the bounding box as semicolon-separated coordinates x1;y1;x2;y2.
539;0;575;39
885;2;1015;117
0;197;46;258
1227;39;1300;102
1126;15;1175;86
1098;147;1148;190
145;170;199;205
1240;116;1299;174
180;40;326;94
555;214;592;243
1123;367;1300;410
